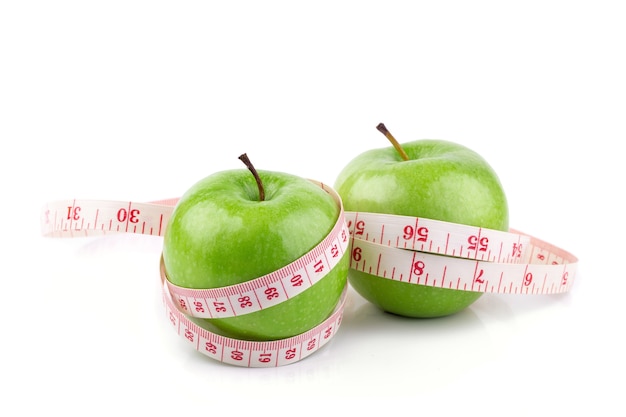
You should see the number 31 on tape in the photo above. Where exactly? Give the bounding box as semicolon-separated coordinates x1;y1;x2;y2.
40;183;350;368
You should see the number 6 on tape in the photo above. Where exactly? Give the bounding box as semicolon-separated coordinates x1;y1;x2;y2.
345;211;578;295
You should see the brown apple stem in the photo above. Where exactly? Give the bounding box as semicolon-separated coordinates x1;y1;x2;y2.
376;123;409;161
238;153;265;201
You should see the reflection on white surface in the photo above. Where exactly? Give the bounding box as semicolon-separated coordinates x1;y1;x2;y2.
31;233;577;379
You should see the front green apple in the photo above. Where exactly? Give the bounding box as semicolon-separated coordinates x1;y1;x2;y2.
334;129;508;318
162;165;349;341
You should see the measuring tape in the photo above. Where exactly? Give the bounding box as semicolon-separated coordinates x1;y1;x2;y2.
40;182;579;367
344;212;578;294
41;181;350;368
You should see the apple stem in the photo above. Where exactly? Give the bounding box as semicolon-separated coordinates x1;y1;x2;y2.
238;153;266;201
376;123;409;161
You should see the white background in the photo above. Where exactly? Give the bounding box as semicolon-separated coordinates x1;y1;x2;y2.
2;1;624;416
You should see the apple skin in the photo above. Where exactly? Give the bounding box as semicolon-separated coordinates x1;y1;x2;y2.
334;139;509;318
162;169;349;341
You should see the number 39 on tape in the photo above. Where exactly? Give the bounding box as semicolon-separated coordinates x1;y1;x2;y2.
41;181;350;368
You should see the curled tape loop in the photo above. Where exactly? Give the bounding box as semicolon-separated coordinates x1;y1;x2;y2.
346;212;578;294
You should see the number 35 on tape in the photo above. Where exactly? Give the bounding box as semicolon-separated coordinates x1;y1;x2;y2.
40;182;351;368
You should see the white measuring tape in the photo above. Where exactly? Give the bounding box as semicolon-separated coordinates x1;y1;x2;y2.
40;182;579;367
344;212;577;294
41;181;350;368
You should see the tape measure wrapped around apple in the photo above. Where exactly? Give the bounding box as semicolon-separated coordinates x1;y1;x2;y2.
162;154;349;341
41;154;351;367
334;124;578;318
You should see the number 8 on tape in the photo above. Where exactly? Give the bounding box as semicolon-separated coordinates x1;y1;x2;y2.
344;211;578;295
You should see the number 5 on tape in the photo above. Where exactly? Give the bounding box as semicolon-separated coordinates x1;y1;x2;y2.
345;211;578;295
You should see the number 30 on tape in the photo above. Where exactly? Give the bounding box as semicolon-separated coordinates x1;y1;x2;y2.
41;181;351;368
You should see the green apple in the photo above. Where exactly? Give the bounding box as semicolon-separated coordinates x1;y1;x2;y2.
162;154;349;341
334;124;509;318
